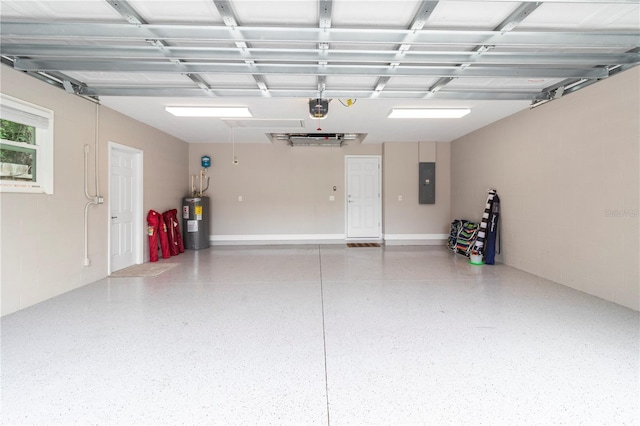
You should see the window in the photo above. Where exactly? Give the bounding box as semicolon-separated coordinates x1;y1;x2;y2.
0;94;54;194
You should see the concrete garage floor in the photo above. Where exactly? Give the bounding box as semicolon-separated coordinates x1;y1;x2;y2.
1;245;638;425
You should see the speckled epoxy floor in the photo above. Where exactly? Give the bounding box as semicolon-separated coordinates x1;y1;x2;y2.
1;245;638;425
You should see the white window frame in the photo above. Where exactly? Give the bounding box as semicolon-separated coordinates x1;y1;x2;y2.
0;93;54;194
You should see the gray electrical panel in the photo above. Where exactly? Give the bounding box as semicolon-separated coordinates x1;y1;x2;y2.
419;162;436;204
182;196;210;250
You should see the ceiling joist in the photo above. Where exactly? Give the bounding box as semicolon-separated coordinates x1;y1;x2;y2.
12;58;612;80
428;2;542;100
371;0;440;98
213;0;272;97
106;0;216;96
74;85;550;101
3;45;636;66
2;23;637;48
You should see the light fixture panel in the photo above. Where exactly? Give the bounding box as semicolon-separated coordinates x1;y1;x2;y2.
388;108;471;119
166;106;252;118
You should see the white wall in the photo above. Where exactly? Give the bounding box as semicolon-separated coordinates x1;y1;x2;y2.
451;67;640;311
382;141;451;244
188;140;452;244
188;142;381;241
1;66;188;316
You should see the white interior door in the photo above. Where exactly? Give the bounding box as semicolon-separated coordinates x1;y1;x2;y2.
109;145;140;272
346;156;381;239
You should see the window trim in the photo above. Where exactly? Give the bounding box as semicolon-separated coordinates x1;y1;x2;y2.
0;94;54;194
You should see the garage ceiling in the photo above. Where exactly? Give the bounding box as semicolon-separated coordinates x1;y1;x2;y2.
1;0;639;143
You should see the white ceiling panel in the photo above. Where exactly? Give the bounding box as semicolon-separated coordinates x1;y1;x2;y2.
326;75;379;89
330;43;399;51
64;71;193;85
332;0;419;28
410;45;475;53
446;77;564;90
98;96;533;144
200;74;259;86
519;3;640;30
265;75;317;88
425;1;521;29
384;76;439;89
128;0;223;24
0;0;122;21
249;42;318;50
170;40;238;49
223;118;305;129
231;0;318;26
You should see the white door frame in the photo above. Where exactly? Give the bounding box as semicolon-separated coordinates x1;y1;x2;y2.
108;141;144;274
344;155;382;240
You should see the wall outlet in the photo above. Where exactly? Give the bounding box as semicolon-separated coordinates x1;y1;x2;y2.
398;195;403;201
329;195;335;201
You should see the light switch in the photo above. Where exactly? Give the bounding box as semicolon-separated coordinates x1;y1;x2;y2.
398;195;403;201
329;195;335;201
238;195;243;202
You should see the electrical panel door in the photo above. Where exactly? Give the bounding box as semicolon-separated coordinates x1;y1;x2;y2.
419;162;436;204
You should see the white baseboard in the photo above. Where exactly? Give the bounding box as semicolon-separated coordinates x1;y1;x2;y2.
210;234;346;245
210;233;447;246
383;233;448;246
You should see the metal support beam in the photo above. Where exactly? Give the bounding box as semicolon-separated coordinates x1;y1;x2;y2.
212;0;271;97
496;2;542;33
425;77;455;98
532;61;637;107
317;75;327;98
13;58;611;79
1;56;96;100
429;2;543;97
106;0;214;96
3;44;638;66
319;0;333;29
317;0;333;102
409;1;440;30
105;0;145;24
532;46;640;106
2;23;637;48
371;77;391;98
212;0;238;27
76;85;550;100
376;1;440;97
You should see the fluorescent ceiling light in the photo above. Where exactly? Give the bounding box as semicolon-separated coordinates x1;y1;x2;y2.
388;108;471;119
166;106;252;118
